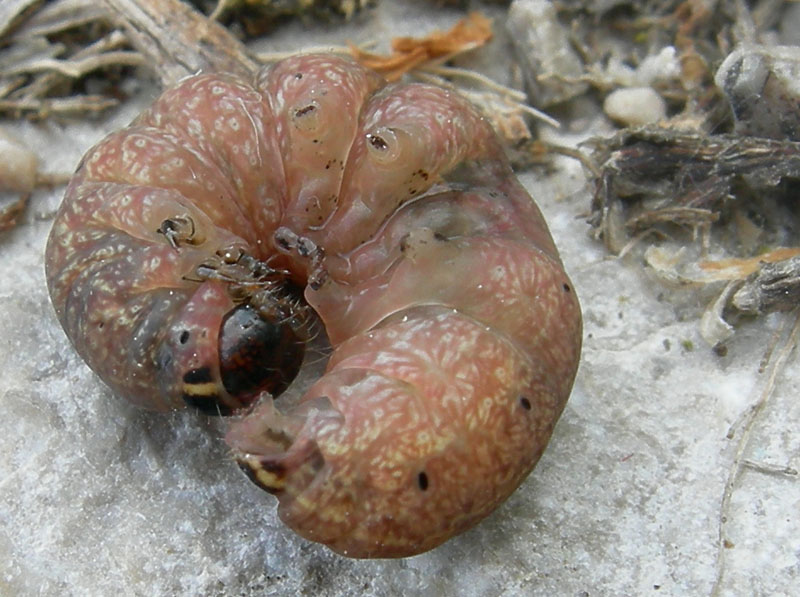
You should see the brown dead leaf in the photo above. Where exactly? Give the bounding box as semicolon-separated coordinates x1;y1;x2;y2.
0;194;29;232
699;247;800;280
349;12;492;81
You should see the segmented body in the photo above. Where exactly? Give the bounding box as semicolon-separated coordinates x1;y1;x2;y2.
45;54;582;558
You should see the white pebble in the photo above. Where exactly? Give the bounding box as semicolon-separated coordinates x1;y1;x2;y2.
603;87;667;127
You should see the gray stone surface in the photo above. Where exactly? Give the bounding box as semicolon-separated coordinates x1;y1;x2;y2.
1;2;798;595
715;43;800;140
507;0;588;106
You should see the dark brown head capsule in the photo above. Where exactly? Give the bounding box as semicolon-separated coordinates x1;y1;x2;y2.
217;303;306;409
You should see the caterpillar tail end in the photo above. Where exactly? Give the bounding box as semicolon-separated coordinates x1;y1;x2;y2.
225;394;338;496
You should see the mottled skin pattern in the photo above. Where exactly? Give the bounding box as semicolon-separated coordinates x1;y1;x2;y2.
45;54;582;558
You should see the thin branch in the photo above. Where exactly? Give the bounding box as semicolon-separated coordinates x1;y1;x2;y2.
421;64;527;101
0;94;119;116
12;29;133;101
711;311;800;597
254;45;355;63
0;0;42;40
4;51;144;78
741;459;798;478
102;0;257;86
6;0;106;40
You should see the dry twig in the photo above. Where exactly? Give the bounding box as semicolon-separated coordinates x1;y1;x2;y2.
102;0;257;85
711;311;800;597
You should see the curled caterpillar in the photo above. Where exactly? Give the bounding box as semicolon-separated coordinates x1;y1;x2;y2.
45;54;582;558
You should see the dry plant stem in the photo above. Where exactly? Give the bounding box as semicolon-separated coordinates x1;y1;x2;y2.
422;64;526;100
0;95;118;116
591;129;800;262
8;0;302;115
0;78;25;98
711;310;800;597
616;229;668;260
539;142;600;177
16;30;133;100
0;1;134;118
415;67;560;130
10;0;108;39
0;0;42;40
255;46;355;63
5;50;144;79
625;207;719;232
102;0;256;86
741;459;798;478
593;130;800;213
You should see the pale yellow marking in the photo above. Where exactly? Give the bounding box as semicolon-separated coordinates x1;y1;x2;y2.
254;467;286;491
182;382;218;396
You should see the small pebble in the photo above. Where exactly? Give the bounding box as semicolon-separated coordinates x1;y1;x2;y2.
715;44;800;140
603;87;667;127
0;127;38;193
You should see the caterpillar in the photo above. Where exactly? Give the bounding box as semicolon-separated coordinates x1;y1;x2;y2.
45;54;582;558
